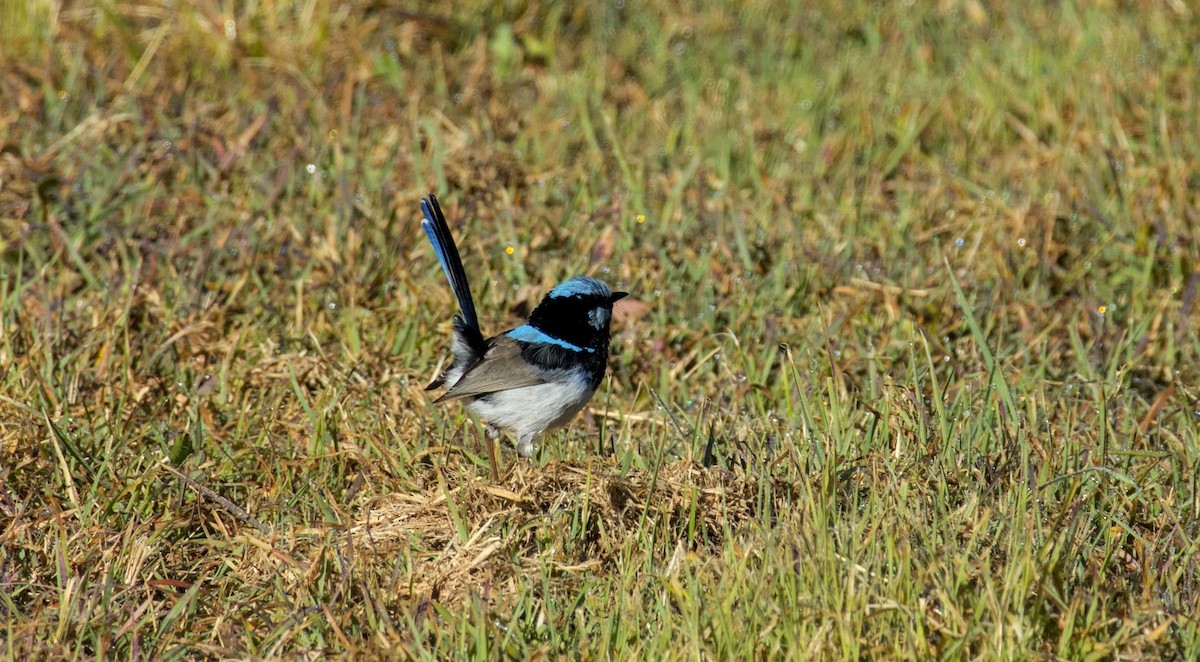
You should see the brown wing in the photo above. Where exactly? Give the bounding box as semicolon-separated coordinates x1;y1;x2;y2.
433;336;546;402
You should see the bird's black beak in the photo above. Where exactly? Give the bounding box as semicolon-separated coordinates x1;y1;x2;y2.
611;291;629;303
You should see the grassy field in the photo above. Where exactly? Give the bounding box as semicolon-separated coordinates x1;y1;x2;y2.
2;0;1199;658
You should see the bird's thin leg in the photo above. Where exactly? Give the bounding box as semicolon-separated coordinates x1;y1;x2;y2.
483;424;501;480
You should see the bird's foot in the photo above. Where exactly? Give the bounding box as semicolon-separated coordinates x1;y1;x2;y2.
484;425;535;459
515;435;534;459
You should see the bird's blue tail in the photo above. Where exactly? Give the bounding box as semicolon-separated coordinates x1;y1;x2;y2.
420;194;485;351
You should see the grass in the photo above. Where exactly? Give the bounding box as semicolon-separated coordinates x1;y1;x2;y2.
2;0;1199;657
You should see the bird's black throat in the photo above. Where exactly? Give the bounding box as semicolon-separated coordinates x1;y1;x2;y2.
526;296;612;352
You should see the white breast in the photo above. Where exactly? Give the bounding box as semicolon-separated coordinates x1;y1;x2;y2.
465;367;596;441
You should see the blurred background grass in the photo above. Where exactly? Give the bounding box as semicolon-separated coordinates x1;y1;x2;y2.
2;0;1198;657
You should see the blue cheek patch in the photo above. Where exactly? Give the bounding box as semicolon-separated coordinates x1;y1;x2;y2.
588;307;609;330
508;325;594;353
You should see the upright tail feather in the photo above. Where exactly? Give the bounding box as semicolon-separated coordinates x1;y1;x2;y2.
420;194;486;351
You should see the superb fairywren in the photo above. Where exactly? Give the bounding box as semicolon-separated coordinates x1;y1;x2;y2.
419;194;627;458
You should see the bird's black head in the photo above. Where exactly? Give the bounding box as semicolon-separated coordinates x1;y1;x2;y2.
526;276;626;351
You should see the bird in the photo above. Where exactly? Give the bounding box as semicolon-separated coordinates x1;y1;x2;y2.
418;193;627;458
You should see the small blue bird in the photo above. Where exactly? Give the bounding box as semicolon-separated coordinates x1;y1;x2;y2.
419;194;627;458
